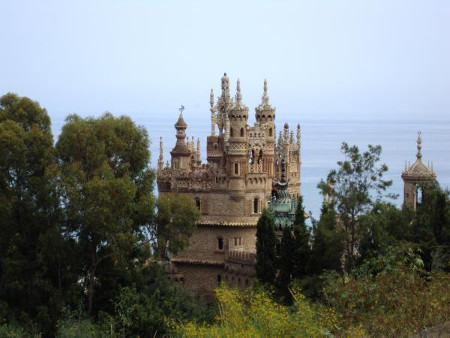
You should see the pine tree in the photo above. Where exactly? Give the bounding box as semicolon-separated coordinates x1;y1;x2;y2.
255;209;278;285
292;196;312;279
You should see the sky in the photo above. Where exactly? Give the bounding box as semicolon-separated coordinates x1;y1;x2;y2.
1;0;449;122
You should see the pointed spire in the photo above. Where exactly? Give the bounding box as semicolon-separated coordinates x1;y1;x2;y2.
290;131;294;144
416;131;422;160
283;122;289;142
158;137;164;172
236;79;242;104
256;78;275;113
210;89;216;136
296;123;301;146
196;138;201;163
261;79;269;106
210;89;214;110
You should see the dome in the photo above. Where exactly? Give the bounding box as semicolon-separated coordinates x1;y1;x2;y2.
175;114;187;129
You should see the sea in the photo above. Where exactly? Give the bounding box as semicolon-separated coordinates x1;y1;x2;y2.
52;115;450;220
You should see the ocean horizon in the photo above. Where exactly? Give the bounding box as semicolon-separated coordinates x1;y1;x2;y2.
51;113;450;220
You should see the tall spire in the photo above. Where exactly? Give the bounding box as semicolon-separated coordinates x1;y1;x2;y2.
231;78;248;113
158;137;164;172
258;79;273;109
236;79;242;104
296;123;301;146
255;78;275;121
210;89;216;136
210;89;214;109
416;131;422;160
196;138;201;163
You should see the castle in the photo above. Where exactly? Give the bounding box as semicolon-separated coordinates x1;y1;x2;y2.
157;73;301;299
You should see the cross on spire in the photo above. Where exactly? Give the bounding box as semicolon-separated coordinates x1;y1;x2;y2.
416;130;422;160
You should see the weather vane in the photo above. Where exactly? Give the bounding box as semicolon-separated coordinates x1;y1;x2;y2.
179;105;185;115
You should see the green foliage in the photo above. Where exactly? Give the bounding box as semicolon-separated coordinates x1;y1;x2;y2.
113;266;213;337
0;93;79;335
56;113;156;314
255;209;278;285
277;226;296;302
311;202;344;275
0;323;30;338
156;193;201;260
413;183;450;270
175;285;338;337
292;196;311;279
322;244;450;336
358;201;413;265
318;142;393;272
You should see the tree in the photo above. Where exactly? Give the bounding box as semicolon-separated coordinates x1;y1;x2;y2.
318;143;393;272
255;209;277;285
292;196;312;279
56;113;155;314
277;226;295;301
155;193;201;260
310;202;344;275
0;93;79;335
358;202;412;265
413;182;450;271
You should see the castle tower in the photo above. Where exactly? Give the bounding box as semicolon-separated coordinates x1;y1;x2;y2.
226;79;249;191
401;131;436;210
158;74;302;300
170;106;191;172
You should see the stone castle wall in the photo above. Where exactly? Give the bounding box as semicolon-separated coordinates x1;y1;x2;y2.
158;74;301;298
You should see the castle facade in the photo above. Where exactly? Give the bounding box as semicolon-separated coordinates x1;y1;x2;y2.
157;73;301;299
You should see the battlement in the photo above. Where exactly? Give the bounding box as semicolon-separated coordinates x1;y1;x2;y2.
226;250;256;264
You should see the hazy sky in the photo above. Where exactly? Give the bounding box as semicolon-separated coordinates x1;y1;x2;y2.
1;0;449;121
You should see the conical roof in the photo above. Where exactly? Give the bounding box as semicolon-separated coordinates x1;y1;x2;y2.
175;113;187;129
402;131;436;180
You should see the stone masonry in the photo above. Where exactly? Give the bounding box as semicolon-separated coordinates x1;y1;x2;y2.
158;73;301;300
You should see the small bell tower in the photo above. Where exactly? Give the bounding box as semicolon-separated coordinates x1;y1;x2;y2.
401;131;436;210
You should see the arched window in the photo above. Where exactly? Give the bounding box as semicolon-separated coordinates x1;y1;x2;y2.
417;186;423;206
173;159;178;169
217;274;222;285
213;143;218;150
195;197;201;210
217;237;224;250
254;197;259;214
230;127;234;137
234;162;239;175
240;128;244;137
269;128;273;137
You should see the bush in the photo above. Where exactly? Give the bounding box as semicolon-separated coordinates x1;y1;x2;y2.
175;285;337;337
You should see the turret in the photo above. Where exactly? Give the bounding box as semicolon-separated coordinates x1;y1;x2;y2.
170;106;192;171
401;131;437;210
216;73;233;135
255;79;276;140
229;79;249;140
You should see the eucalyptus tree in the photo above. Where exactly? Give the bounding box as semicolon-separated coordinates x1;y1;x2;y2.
318;142;393;272
56;113;155;314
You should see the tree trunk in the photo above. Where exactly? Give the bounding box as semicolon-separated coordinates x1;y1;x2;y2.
88;251;97;315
